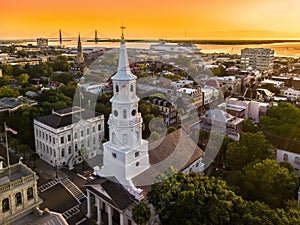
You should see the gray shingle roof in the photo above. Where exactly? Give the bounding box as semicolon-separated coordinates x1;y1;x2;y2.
85;177;135;210
35;107;101;129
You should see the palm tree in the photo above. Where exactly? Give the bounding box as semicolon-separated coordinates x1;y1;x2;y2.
10;138;20;153
79;147;88;171
28;152;39;168
17;144;30;160
132;201;151;225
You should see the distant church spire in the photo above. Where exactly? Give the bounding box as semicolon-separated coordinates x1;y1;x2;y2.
75;33;84;64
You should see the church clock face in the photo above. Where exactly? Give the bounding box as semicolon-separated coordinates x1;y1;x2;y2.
131;109;137;116
114;110;118;117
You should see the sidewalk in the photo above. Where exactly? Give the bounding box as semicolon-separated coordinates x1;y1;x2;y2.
33;158;68;184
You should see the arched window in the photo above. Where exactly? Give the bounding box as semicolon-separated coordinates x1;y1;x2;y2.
27;187;33;200
115;85;119;93
123;109;127;119
15;192;22;206
122;134;128;144
283;153;288;162
112;133;116;144
295;157;300;165
2;198;9;213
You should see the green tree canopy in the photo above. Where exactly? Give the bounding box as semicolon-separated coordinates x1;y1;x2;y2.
132;201;151;225
148;172;246;225
236;159;299;208
16;73;29;87
0;86;20;98
148;171;300;225
225;132;273;170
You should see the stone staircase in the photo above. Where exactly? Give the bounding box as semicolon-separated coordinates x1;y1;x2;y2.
60;178;86;202
62;204;81;220
38;179;61;193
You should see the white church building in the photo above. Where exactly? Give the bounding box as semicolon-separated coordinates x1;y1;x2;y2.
85;31;205;225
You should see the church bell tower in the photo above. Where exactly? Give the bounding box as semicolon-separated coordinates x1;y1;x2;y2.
94;27;149;198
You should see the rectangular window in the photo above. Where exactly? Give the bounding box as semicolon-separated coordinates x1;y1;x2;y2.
60;137;64;144
53;139;55;144
68;146;71;154
49;136;52;143
67;134;71;142
27;187;33;200
135;152;139;157
98;124;101;131
81;130;84;137
74;132;77;139
61;149;65;157
93;137;96;145
112;153;116;158
93;126;95;133
87;128;90;135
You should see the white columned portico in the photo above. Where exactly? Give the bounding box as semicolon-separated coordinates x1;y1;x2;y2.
86;190;91;218
120;212;125;225
96;197;102;225
108;205;113;225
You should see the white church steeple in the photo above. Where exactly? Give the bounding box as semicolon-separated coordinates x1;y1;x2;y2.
94;27;149;199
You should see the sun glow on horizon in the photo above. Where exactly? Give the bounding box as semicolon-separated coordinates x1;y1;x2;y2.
1;0;300;40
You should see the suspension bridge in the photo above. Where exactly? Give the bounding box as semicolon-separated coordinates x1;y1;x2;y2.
44;29;114;43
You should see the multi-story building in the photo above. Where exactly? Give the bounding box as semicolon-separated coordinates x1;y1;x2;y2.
34;106;104;169
200;109;244;136
226;97;269;122
36;38;48;48
201;86;220;106
216;76;242;96
241;48;274;73
0;162;42;224
284;88;300;101
0;162;68;225
149;97;179;126
77;82;106;95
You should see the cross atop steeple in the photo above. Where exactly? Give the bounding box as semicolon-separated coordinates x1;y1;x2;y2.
120;25;126;41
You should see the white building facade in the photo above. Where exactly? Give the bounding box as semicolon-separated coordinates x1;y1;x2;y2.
241;48;274;73
284;88;300;101
34;107;104;169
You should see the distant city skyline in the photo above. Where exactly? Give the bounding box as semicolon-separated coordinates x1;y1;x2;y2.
2;0;300;40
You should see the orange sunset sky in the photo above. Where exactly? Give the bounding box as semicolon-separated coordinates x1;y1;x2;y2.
1;0;300;40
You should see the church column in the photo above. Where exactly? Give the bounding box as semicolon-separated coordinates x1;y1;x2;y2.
120;211;125;225
86;190;91;218
96;197;102;225
108;204;113;225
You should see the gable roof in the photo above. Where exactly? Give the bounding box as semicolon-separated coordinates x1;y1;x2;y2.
85;177;135;210
132;129;204;187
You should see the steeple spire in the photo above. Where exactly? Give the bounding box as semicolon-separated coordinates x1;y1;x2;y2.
111;26;136;81
77;33;82;51
75;33;84;64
